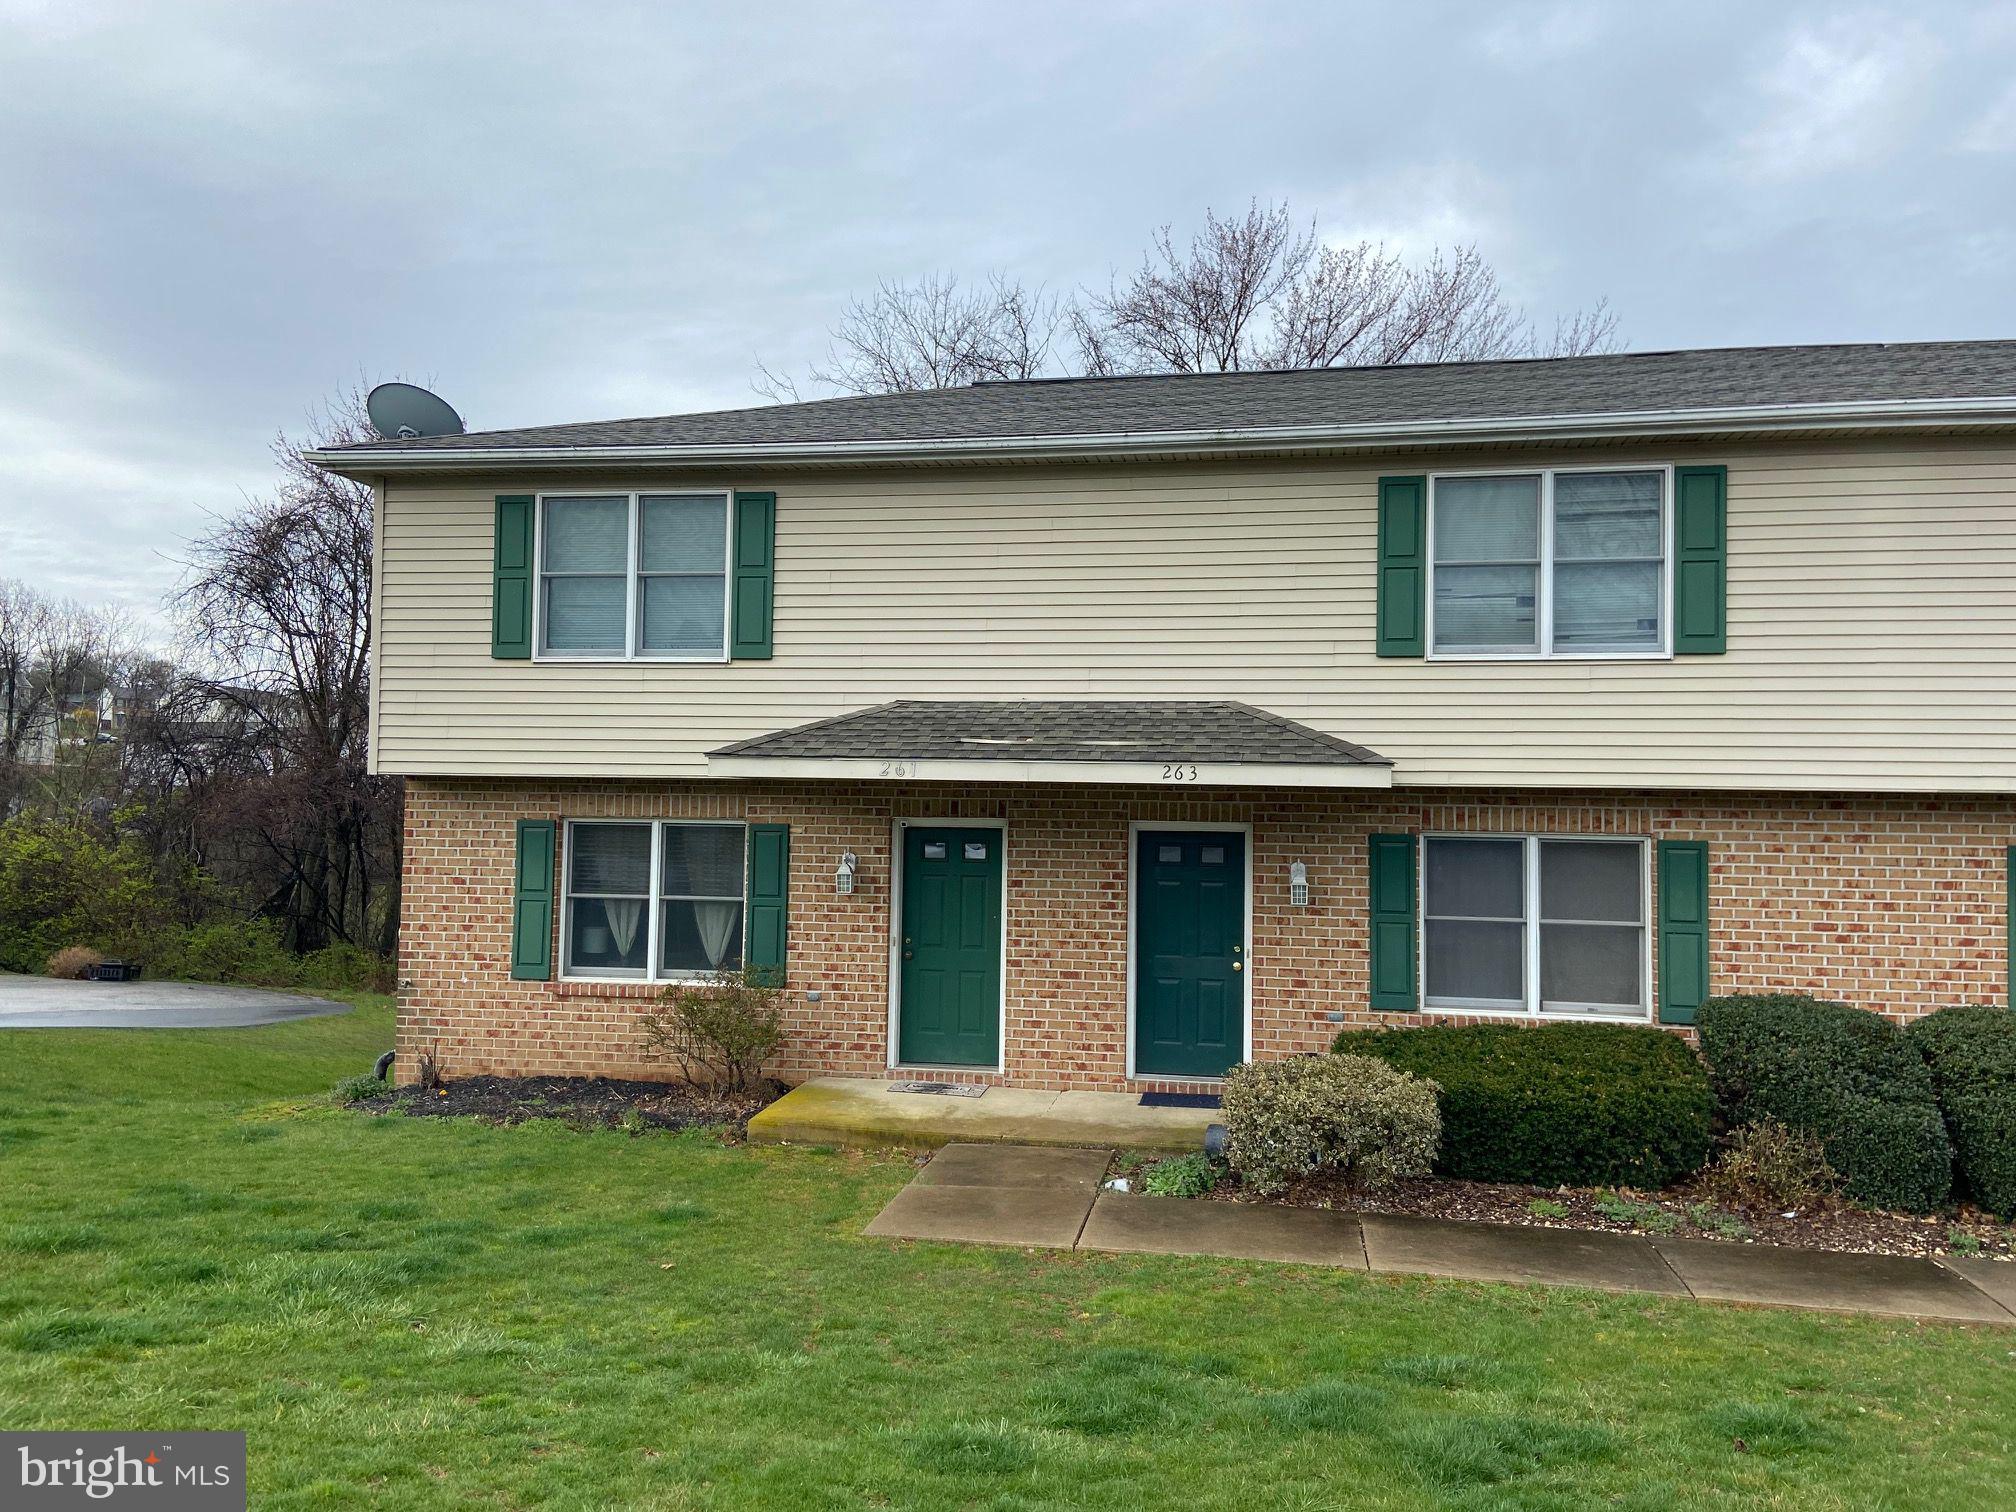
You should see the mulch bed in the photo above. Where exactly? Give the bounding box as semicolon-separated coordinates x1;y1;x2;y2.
1192;1170;2015;1262
359;1075;779;1140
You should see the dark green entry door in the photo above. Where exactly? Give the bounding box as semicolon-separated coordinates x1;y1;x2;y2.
1135;830;1246;1078
898;827;1004;1067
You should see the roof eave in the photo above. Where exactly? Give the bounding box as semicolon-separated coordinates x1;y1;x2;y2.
703;753;1393;788
305;395;2016;475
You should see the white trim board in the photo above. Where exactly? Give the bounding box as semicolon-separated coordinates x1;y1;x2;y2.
886;817;1009;1077
1124;821;1254;1084
706;755;1392;788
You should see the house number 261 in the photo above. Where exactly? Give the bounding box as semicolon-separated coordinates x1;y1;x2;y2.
1160;764;1199;782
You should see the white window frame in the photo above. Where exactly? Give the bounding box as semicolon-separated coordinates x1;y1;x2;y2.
1425;463;1675;661
561;818;748;982
533;490;734;663
1418;832;1652;1023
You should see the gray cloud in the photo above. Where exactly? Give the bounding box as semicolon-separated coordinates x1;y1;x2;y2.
1;0;2011;632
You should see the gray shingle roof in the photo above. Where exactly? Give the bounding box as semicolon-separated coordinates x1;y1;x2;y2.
334;340;2016;455
709;701;1390;767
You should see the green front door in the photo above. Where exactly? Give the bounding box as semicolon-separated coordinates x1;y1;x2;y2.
898;827;1004;1067
1135;830;1246;1079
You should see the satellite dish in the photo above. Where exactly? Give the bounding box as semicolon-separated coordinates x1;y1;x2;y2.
366;382;465;440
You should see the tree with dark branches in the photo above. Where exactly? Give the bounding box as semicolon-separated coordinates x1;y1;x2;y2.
757;199;1619;397
169;385;401;954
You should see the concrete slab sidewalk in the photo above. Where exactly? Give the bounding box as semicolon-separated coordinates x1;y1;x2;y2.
862;1142;2016;1326
1082;1191;1366;1267
1652;1236;2013;1324
1362;1213;1688;1296
748;1076;1213;1152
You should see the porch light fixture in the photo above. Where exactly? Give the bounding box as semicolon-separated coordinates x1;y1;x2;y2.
835;851;858;895
1289;861;1310;907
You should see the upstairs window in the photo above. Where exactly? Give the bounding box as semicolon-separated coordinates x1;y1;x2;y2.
538;492;729;659
1428;468;1669;658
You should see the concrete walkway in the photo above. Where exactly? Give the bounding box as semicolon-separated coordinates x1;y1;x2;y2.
749;1075;1214;1152
864;1143;2016;1326
0;973;352;1029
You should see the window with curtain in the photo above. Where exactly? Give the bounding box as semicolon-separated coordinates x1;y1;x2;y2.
1422;834;1648;1018
1429;469;1666;656
658;823;745;974
563;821;747;979
539;492;729;658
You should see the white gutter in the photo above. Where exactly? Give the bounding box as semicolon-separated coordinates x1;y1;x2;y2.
306;395;2016;472
704;753;1393;789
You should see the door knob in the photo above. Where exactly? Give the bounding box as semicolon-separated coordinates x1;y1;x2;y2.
903;950;914;960
1232;961;1243;972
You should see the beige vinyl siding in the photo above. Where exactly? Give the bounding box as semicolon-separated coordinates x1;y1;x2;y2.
371;437;2016;792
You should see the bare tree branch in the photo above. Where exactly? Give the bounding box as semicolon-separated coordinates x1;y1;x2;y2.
763;199;1624;395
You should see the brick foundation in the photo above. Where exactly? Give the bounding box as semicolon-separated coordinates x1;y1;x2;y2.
395;778;2014;1090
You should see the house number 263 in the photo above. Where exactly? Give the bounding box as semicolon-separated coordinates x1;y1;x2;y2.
1160;764;1199;782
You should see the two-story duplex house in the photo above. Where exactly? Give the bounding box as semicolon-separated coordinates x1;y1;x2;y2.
312;342;2016;1091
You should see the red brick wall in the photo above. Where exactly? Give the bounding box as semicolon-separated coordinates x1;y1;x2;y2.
396;779;2014;1090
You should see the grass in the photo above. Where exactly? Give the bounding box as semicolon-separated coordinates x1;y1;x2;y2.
3;1000;2016;1507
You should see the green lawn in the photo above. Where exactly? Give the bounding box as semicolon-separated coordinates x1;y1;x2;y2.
3;1002;2014;1509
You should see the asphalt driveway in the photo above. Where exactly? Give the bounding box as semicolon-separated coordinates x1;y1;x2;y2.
0;973;353;1029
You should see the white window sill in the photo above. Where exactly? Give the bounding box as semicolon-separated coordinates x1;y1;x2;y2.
560;969;737;985
1422;1000;1653;1025
1425;651;1673;664
533;654;730;666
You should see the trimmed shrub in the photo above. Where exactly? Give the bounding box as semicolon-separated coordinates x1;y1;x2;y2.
1221;1054;1440;1197
1906;1005;2016;1220
1698;1118;1837;1209
44;945;106;980
1332;1022;1714;1190
1695;993;1951;1212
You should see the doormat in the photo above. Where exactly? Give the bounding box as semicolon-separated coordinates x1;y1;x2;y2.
888;1081;987;1098
1139;1091;1221;1109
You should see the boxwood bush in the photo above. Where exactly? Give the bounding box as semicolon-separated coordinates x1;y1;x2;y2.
1906;1005;2016;1220
1220;1054;1440;1197
1329;1022;1714;1190
1695;993;1951;1213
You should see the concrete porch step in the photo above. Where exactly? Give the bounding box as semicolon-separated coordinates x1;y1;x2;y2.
747;1075;1214;1152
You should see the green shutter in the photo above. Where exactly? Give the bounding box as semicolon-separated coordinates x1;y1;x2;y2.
746;823;790;985
2007;846;2015;1010
1673;465;1727;655
1375;476;1427;658
1657;840;1710;1024
730;491;776;660
1368;833;1418;1010
493;495;534;659
510;820;556;981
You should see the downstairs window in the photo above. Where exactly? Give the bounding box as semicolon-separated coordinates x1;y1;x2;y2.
563;820;746;980
1421;834;1649;1019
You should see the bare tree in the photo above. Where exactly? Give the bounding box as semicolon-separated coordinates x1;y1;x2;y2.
761;200;1620;397
757;272;1060;399
1076;202;1618;374
0;581;132;809
171;385;401;953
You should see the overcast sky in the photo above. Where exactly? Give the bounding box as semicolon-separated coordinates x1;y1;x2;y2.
4;0;2014;634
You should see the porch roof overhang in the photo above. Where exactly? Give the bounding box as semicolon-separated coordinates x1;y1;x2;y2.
704;700;1395;790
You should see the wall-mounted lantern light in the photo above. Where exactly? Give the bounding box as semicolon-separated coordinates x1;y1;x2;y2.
1289;861;1310;907
835;851;858;895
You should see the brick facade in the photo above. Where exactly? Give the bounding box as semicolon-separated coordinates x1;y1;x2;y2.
396;778;2015;1090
